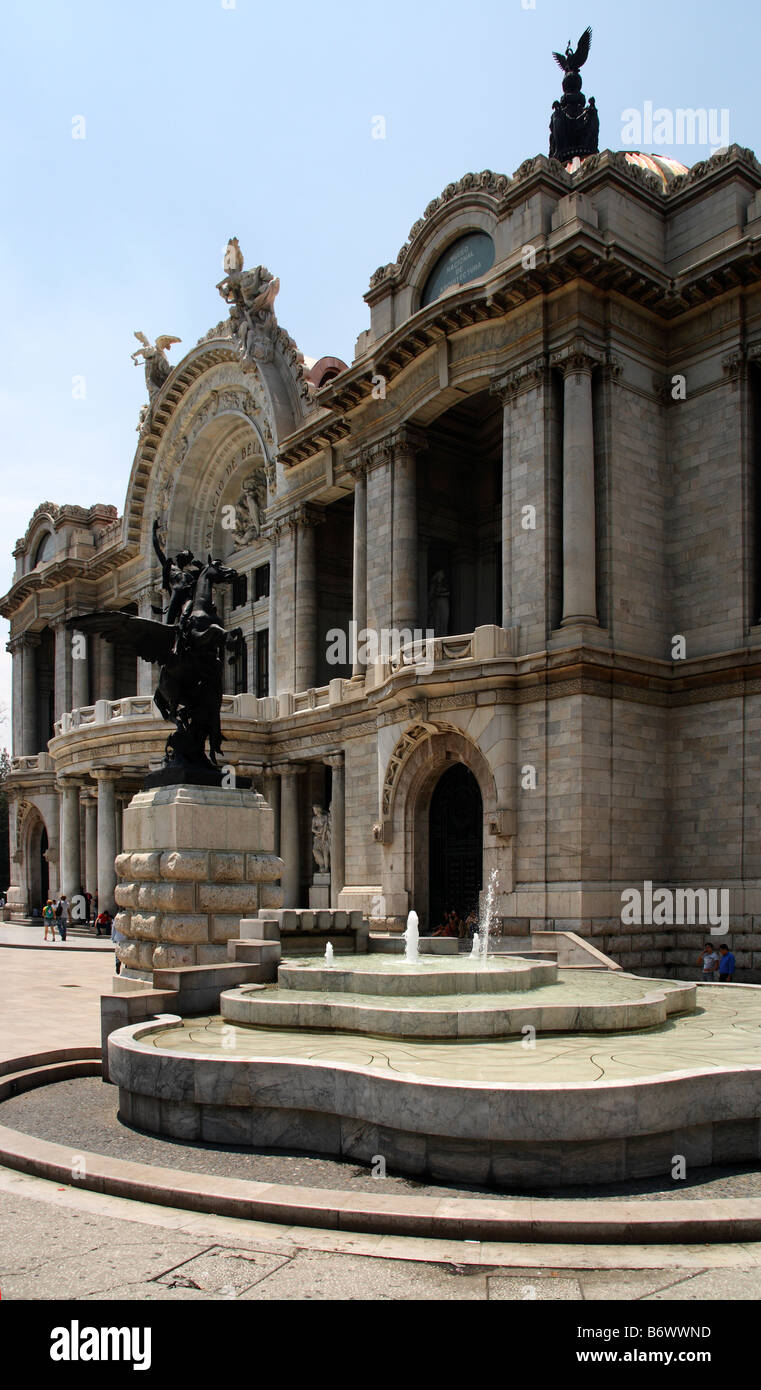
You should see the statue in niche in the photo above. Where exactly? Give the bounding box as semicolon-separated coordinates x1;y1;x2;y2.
427;569;451;636
234;469;267;545
312;805;331;874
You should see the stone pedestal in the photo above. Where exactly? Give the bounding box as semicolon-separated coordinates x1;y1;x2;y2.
113;784;284;980
309;872;331;908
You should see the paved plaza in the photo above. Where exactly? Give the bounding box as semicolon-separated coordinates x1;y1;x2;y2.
1;933;760;1301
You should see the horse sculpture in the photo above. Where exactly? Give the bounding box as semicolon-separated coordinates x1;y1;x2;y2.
70;550;243;784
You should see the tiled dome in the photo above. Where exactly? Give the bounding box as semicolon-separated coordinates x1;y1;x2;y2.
563;150;689;188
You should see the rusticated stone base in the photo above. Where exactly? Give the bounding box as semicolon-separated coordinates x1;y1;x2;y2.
113;784;284;979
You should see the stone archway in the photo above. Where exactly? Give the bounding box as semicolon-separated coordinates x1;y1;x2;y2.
382;726;503;929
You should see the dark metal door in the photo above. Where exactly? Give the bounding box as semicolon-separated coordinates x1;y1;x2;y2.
428;763;483;930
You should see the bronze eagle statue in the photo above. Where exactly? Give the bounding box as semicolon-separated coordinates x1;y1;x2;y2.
553;26;592;74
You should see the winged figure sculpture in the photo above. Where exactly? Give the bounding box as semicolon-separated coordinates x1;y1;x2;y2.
553;26;592;74
71;541;243;783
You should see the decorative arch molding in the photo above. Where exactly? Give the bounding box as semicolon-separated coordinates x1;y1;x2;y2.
378;719;481;843
378;725;508;924
123;338;308;551
368;170;511;297
14;798;49;865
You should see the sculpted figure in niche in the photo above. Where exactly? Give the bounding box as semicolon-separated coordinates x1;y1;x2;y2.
234;469;267;544
312;805;331;874
427;569;451;636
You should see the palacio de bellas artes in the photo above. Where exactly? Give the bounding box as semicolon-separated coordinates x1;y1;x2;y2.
10;0;761;1326
6;50;761;981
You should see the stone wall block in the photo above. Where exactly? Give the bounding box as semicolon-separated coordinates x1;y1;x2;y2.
114;883;140;909
115;853;132;880
211;852;245;883
211;914;246;943
198;884;261;912
160;850;210;881
159;914;209;944
260;883;284;909
152;944;194;969
197;944;229;965
245;853;285;882
137;942;155;970
137;882;196;913
115;940;140;969
130;852;163;881
130;913;160;941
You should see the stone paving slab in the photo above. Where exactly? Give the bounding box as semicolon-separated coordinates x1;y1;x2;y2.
0;945;113;1063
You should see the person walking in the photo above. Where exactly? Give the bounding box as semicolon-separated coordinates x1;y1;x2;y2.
84;889;93;925
718;944;736;982
56;895;68;942
42;899;56;942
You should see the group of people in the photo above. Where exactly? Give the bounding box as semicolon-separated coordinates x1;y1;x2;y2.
698;943;736;982
41;892;114;943
432;908;484;940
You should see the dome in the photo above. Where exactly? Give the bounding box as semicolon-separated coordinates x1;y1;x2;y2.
563;151;689;189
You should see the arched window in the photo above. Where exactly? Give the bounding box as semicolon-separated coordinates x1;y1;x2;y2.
33;532;54;567
420;232;495;308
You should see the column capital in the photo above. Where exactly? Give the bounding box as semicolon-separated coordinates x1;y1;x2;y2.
266;502;325;538
272;761;308;777
323;751;344;770
91;766;120;783
56;774;85;791
490;354;548;402
347;423;428;474
549;338;605;377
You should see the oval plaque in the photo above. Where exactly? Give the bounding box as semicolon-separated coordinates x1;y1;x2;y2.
420;231;495;307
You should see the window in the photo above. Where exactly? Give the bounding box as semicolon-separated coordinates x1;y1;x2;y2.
256;628;269;698
33;532;54;567
232;634;247;695
254;563;270;601
232;573;248;609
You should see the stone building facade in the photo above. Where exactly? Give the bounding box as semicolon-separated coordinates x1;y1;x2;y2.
5;143;761;979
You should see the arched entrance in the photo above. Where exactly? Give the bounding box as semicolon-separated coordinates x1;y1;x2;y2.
428;763;483;929
25;812;49;914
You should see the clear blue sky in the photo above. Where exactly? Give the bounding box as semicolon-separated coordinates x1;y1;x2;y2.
0;0;756;741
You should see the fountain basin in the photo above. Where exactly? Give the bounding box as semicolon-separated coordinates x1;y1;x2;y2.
277;955;557;996
219;975;695;1039
108;982;761;1187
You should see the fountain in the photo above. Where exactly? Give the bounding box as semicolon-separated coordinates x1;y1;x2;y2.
107;909;761;1189
324;942;334;967
403;910;420;963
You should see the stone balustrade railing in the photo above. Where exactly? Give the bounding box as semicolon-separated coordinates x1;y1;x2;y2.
53;692;279;739
10;752;53;773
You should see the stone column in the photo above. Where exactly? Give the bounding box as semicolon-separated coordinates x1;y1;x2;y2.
365;442;393;639
293;506;323;692
93;768;118;913
21;636;39;756
491;375;513;630
58;778;82;900
552;341;601;627
392;427;427;634
53;619;71;721
263;768;281;854
279;764;305;908
268;541;278;696
325;753;345;908
98;636;115;701
349;462;367;675
84;792;98;900
136;592;158;696
70;625;90;711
